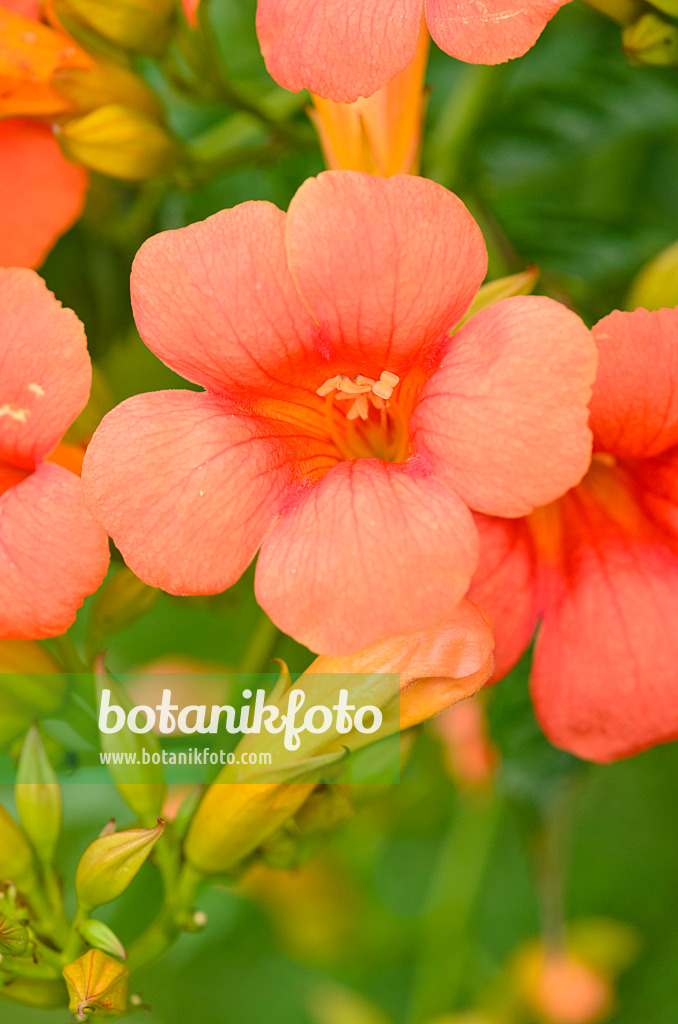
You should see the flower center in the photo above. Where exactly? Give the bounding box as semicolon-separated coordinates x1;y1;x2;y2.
316;369;409;463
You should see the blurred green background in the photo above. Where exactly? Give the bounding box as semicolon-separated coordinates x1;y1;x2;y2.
6;0;678;1019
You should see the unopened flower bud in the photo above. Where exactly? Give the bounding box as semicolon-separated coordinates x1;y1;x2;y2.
514;942;613;1024
53;0;176;53
0;641;66;715
63;948;129;1020
79;919;126;961
57;104;176;181
75;819;164;911
622;13;678;65
0;976;67;1009
95;670;165;823
53;57;163;119
15;725;62;865
626;239;678;311
184;784;314;876
88;568;159;654
0;916;29;956
0;804;36;891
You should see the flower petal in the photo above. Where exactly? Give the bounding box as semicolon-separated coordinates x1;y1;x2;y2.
0;120;87;269
468;513;538;681
0;463;109;640
256;0;423;103
82;390;294;594
0;1;40;17
411;296;596;517
0;267;91;468
532;514;678;763
590;307;678;458
255;457;478;655
311;599;495;726
130;202;318;398
425;0;568;65
285;171;487;377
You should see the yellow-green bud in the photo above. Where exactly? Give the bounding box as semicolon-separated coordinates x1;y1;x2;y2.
54;56;163;119
57;104;177;181
623;13;678;65
0;804;36;892
63;949;129;1020
0;976;68;1009
75;819;165;911
459;266;540;327
626;239;678;311
0;641;66;716
95;671;166;824
647;0;678;19
184;784;313;876
0;916;29;956
15;725;62;866
53;0;176;53
88;569;158;655
79;919;126;961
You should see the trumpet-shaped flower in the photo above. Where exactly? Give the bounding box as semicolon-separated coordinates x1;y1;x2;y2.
469;305;678;762
82;171;595;656
256;0;569;103
0;268;110;639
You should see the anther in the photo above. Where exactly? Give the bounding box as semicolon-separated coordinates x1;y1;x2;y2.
372;380;393;400
380;370;400;388
316;375;342;397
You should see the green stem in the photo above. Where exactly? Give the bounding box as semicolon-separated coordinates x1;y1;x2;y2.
24;885;69;949
423;64;504;190
407;791;503;1024
239;614;281;675
0;956;59;980
125;862;203;973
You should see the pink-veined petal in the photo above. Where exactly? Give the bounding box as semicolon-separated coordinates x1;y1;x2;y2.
255;457;478;656
0;119;87;269
411;295;596;517
425;0;568;65
0;267;91;468
590;307;678;458
468;513;538;681
285;171;487;378
256;0;423;103
0;463;109;640
81;390;295;594
130;202;319;399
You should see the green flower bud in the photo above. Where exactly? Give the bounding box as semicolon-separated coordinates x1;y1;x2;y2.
0;641;66;717
626;239;678;311
0;805;36;892
623;13;678;65
57;105;177;181
63;949;129;1020
0;916;29;956
53;0;176;53
459;266;539;327
79;919;126;961
0;976;67;1009
95;671;166;824
75;820;164;911
15;725;62;865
